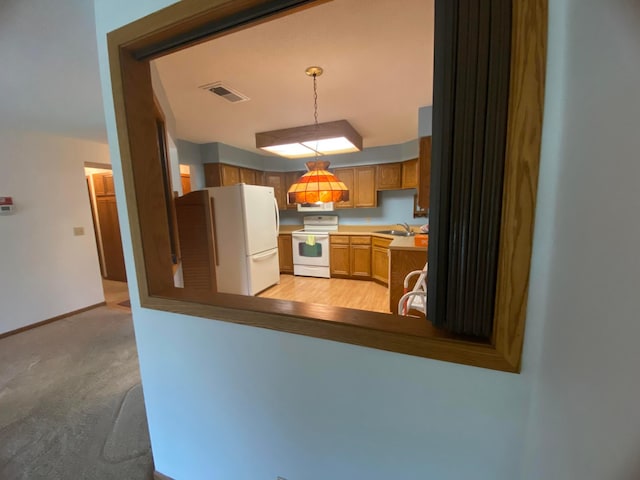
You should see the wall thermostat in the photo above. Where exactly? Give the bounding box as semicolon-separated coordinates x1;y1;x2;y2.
0;196;15;215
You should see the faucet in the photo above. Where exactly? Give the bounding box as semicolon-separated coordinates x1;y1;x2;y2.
398;222;412;234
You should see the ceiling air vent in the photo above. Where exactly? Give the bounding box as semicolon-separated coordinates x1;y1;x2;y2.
200;82;249;103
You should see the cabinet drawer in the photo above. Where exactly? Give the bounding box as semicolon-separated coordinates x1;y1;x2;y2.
372;236;392;248
350;235;371;245
330;235;350;244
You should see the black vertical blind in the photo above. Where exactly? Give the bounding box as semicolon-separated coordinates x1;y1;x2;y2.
428;0;512;338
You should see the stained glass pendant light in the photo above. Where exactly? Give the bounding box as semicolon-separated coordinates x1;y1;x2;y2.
286;67;350;204
287;160;350;204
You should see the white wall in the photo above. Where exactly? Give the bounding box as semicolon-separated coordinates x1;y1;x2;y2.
0;130;107;334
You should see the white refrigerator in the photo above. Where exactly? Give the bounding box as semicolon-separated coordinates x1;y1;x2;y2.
207;184;280;296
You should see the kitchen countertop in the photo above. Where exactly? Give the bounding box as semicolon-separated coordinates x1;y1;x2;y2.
279;224;428;251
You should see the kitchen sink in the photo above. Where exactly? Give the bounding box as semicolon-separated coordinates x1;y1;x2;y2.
374;229;415;236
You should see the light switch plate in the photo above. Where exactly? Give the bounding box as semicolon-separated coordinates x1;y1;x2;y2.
73;226;85;236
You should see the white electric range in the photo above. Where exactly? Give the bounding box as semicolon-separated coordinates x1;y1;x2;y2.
291;215;338;278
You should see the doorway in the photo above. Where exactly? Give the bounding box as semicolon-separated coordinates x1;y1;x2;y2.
85;165;129;307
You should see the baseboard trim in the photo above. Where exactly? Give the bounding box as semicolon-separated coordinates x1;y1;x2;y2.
154;471;175;480
0;302;107;340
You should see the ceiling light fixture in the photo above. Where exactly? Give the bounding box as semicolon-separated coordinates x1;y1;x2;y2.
255;67;362;158
284;67;350;205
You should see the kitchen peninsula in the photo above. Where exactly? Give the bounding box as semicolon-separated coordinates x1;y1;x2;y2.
274;224;428;315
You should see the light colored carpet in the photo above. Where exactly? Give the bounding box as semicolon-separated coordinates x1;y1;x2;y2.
0;306;153;480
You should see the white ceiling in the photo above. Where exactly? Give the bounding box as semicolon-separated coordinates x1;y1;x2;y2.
0;0;107;142
153;0;434;154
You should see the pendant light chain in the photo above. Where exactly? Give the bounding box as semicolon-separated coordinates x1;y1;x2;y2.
313;73;319;128
312;73;319;165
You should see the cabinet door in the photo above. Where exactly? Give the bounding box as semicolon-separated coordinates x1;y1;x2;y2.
371;237;391;285
417;136;431;210
239;167;257;185
350;244;372;278
330;243;350;277
263;172;286;209
402;158;419;189
203;163;219;187
220;164;240;186
278;234;293;273
285;171;303;209
333;167;354;209
354;166;377;208
371;247;389;284
376;163;402;190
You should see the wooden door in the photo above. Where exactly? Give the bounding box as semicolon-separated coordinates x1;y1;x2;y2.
175;190;216;292
94;174;127;282
181;173;191;194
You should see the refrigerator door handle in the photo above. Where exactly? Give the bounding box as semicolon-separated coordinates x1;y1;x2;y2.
253;249;278;261
274;196;280;235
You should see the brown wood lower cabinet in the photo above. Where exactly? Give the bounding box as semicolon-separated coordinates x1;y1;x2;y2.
278;234;293;273
330;235;371;279
371;237;392;285
389;247;428;315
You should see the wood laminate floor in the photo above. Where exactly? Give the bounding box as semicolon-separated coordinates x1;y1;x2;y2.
259;274;390;314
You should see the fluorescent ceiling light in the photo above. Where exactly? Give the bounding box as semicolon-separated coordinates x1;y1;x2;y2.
302;136;360;155
260;143;318;158
256;120;362;159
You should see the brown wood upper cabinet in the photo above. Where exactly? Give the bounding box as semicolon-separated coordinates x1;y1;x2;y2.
402;158;419;189
285;171;303;210
416;136;431;211
334;166;377;209
376;159;418;190
263;171;286;209
376;163;402;190
239;167;258;185
204;163;240;187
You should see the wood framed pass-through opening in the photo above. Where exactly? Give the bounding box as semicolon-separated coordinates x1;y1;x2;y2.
108;0;546;372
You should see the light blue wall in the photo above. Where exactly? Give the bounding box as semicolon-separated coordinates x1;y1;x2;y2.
279;190;419;226
191;138;422;225
195;139;419;172
176;139;205;190
418;105;432;137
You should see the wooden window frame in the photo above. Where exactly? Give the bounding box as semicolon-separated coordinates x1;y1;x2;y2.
107;0;546;372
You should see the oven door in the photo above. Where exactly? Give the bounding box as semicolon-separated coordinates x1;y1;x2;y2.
292;232;329;267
